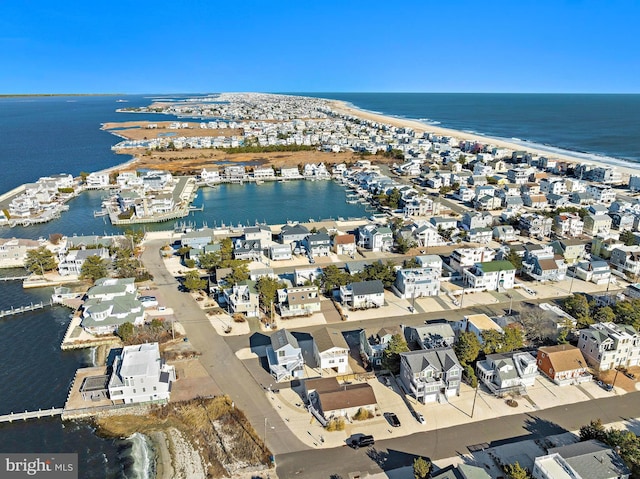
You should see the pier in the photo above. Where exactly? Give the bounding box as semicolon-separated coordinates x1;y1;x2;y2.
0;300;52;318
0;275;29;281
0;408;63;423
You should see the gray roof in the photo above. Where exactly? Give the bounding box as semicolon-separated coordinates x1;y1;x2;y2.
313;327;349;352
351;280;384;296
270;329;299;351
549;440;630;479
401;347;461;375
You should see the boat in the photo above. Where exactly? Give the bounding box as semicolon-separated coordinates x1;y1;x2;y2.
93;209;109;217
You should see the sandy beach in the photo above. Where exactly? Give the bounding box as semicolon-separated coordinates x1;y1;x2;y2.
328;99;639;180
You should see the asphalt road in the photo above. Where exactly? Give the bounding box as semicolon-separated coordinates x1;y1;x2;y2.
275;390;640;479
141;239;308;455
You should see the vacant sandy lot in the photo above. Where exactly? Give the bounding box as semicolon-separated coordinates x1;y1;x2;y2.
102;121;242;141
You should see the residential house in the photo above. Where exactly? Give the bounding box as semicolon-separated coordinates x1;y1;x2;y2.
312;327;350;374
359;325;403;368
449;247;496;273
468;227;493;244
453;314;504;344
493;225;517;243
266;329;305;381
586;184;617;204
85;172;110;188
462;260;516;291
269;243;293;261
81;278;144;335
534;440;631;479
571;191;594;206
577;322;640;371
550;238;588;265
394;267;441;299
554;213;584;238
431;465;491;479
583;213;612;236
304;377;377;423
430;217;458;231
181;229;215;249
507;168;531;185
279;224;310;245
610;212;635;232
232;239;262;261
519;213;553;238
200;168;221;184
244;225;272;243
610;246;640;278
357;224;393;252
461;211;493;230
340;280;385;309
332;234;356;256
0;238;43;268
107;343;176;404
253;166;276;179
575;260;611;285
406;322;455;350
303;232;331;257
476;351;538;396
523;193;548;209
399;348;462;403
58;248;110;276
223;280;260;317
536;344;591;386
277;285;321;317
591;237;623;260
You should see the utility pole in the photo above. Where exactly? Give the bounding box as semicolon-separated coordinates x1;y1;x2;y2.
471;383;479;418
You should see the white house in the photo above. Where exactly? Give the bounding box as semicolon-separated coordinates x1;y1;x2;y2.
340;280;385;309
58;248;110;276
462;260;516;291
394;267;441;299
476;351;538;396
266;329;305;381
399;348;462;403
81;278;144;335
577;322;640;371
312;327;350;374
108;343;176;404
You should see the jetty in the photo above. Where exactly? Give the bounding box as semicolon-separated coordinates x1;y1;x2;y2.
0;408;63;423
0;300;52;318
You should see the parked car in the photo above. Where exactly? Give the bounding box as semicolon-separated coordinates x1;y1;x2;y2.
415;412;426;424
597;380;613;392
624;371;636;380
348;434;375;449
385;412;401;427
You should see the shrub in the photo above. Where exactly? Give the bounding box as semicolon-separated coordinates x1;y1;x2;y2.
184;259;196;268
353;408;373;421
325;417;346;431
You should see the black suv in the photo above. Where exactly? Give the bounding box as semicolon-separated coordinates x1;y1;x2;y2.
349;435;375;449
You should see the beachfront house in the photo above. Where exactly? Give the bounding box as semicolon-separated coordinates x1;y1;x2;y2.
107;342;176;404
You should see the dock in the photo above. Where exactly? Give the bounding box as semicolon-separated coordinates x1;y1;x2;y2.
0;408;64;423
0;300;52;318
0;275;29;281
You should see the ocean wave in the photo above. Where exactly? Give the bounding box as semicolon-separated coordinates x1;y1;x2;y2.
121;433;155;479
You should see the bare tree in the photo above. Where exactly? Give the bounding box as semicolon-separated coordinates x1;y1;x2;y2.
517;305;557;344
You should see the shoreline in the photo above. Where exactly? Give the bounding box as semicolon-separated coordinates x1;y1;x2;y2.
327;99;640;180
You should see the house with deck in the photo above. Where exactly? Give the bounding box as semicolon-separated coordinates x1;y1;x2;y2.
266;329;305;381
476;351;538;396
312;327;350;374
107;342;176;404
399;348;462;403
340;280;385;309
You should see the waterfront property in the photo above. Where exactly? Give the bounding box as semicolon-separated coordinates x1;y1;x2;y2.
81;278;144;335
108;343;176;404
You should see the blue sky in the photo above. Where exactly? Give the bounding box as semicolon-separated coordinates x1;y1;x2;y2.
1;0;638;93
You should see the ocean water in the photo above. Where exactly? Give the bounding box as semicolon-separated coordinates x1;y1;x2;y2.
302;93;640;164
2;92;640;477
